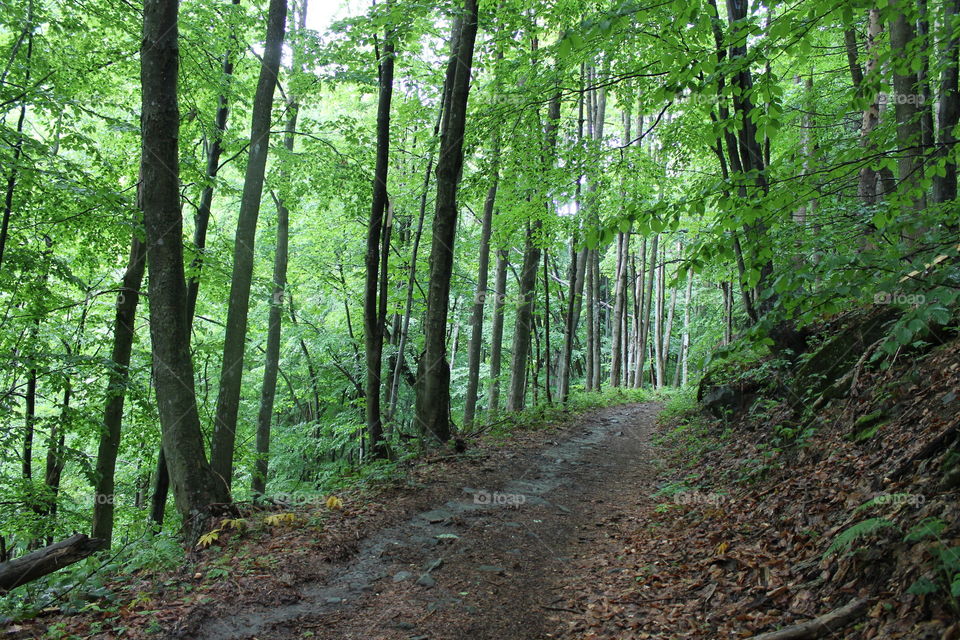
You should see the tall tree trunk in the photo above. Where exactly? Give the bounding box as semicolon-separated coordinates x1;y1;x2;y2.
386;21;457;427
210;0;288;490
558;76;586;402
888;0;924;216
463;131;500;425
414;0;478;442
92;224;146;545
363;14;395;459
610;230;627;387
506;220;541;411
677;270;693;386
636;234;656;387
631;237;646;388
252;1;305;494
0;0;32;274
859;9;884;204
486;248;508;416
542;246;552;404
141;0;229;539
185;0;242;326
151;0;243;529
934;0;960;203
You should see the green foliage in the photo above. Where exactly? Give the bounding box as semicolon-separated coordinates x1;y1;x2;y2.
824;518;897;559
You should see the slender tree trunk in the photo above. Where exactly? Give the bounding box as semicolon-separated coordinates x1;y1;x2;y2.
859;9;884;204
934;0;960;203
506;220;541;411
610;231;627;387
487;248;508;416
141;0;229;539
542;247;552;404
888;0;924;218
92;226;146;545
558;77;586;402
363;15;395;459
638;234;656;387
210;0;288;490
414;0;478;442
0;0;32;275
631;238;646;388
252;1;304;492
463;131;500;425
185;0;242;326
843;27;864;88
653;246;665;388
678;270;693;386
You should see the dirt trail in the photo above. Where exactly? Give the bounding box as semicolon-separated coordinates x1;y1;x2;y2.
187;403;661;640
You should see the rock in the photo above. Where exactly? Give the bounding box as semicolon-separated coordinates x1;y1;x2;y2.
416;574;436;588
420;508;454;523
392;571;413;582
477;565;506;574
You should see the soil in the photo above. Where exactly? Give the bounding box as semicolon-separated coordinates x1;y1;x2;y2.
180;402;661;639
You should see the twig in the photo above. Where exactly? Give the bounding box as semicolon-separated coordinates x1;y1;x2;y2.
746;597;869;640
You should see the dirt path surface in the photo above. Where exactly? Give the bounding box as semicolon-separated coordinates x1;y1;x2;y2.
187;403;661;640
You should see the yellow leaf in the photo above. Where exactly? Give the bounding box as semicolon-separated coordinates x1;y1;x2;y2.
221;517;247;530
715;541;729;555
196;529;221;548
325;496;344;510
264;512;297;526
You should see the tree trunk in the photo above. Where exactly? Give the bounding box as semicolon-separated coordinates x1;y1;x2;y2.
487;248;509;416
463;131;500;425
210;0;288;490
0;0;33;275
363;14;395;459
610;231;627;387
185;0;242;326
888;0;924;218
858;9;884;204
92;226;146;545
414;0;478;442
506;221;541;411
637;234;656;387
0;534;106;593
252;2;304;493
934;0;960;204
141;0;230;539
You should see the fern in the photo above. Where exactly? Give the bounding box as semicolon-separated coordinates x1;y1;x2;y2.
824;518;897;558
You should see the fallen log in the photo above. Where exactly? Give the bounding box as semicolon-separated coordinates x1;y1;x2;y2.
0;534;106;592
747;597;869;640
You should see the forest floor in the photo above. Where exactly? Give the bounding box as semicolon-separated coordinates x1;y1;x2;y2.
9;331;960;640
180;402;663;639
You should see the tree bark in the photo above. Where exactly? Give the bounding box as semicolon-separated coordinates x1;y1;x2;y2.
414;0;478;442
141;0;230;538
185;0;242;326
888;0;924;216
0;534;106;593
487;248;508;416
934;0;960;204
210;0;288;490
858;9;884;204
252;1;305;494
363;13;395;459
463;130;500;425
92;223;146;545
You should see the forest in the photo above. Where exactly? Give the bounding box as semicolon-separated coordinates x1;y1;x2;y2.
1;0;959;636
